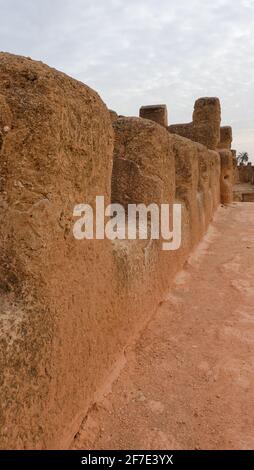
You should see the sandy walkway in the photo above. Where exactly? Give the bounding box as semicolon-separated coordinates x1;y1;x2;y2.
71;203;254;450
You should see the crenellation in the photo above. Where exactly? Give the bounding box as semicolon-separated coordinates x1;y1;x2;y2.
217;126;233;150
219;149;234;204
168;122;194;141
111;117;174;210
238;162;254;184
0;52;241;450
168;97;221;150
139;104;168;127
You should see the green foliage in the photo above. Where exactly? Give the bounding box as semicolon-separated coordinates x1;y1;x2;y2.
237;152;249;165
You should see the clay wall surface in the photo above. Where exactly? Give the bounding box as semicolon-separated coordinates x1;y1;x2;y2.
238;164;254;184
219;150;234;204
168;97;221;150
109;109;118;123
231;150;239;183
139;104;168;127
0;52;116;449
0;54;231;449
217;126;232;150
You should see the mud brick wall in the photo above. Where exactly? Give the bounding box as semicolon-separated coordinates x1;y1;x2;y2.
219;150;234;204
0;53;116;449
168;97;221;150
0;54;232;449
217;126;232;150
238;163;254;184
139;104;168;127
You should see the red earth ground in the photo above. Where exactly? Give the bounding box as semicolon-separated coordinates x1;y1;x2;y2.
71;203;254;450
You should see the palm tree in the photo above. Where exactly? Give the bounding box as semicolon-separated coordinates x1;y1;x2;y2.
237;152;249;165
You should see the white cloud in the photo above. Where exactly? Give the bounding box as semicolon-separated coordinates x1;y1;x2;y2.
0;0;253;159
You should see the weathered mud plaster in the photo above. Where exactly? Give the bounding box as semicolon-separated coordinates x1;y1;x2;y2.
109;109;118;123
0;53;232;449
168;97;221;150
217;126;232;150
231;150;239;184
139;104;168;127
238;163;254;185
0;52;116;450
112;117;174;209
219;150;234;204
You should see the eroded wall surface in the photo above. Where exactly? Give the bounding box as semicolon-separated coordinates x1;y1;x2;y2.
0;53;117;449
168;97;221;150
0;54;232;449
238;163;254;184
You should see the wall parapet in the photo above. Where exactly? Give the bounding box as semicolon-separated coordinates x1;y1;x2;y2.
0;53;234;449
167;97;221;150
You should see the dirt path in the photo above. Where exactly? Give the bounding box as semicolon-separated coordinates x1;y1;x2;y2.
71;203;254;450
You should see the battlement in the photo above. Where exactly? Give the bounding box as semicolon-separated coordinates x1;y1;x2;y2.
0;53;236;449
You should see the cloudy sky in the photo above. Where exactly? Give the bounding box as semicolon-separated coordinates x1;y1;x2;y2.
1;0;253;159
